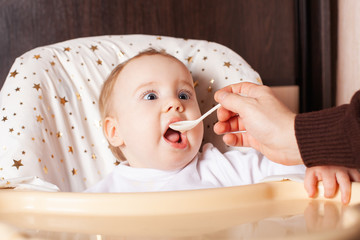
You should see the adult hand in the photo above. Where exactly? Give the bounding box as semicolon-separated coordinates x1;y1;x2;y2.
214;82;303;165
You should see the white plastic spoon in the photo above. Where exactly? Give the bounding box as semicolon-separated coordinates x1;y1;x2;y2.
169;104;221;132
169;103;248;133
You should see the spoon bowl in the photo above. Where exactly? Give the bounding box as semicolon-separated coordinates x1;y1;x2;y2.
169;104;221;132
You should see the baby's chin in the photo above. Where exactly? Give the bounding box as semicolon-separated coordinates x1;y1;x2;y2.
157;153;198;171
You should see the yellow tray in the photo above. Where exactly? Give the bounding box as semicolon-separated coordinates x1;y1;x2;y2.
1;181;360;240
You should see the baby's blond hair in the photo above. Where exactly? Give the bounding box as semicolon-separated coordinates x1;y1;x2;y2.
99;48;182;161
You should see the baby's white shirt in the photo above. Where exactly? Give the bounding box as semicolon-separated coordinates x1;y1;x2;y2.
85;143;306;193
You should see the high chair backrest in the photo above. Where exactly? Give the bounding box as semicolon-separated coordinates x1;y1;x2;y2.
0;35;261;192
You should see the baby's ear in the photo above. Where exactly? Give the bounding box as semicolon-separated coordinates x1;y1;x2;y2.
103;117;124;147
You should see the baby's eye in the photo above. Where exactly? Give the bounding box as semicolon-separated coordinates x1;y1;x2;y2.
178;91;191;100
143;92;158;100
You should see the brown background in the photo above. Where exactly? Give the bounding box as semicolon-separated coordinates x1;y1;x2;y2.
0;0;337;112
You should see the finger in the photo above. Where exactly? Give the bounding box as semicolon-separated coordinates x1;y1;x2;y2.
304;170;318;198
223;133;242;147
349;169;360;182
217;105;237;122
322;175;337;198
215;91;250;116
336;171;351;204
215;82;263;101
228;115;245;132
223;132;251;147
214;116;245;135
214;121;231;135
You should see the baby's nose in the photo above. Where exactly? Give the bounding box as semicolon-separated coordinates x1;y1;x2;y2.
163;99;184;113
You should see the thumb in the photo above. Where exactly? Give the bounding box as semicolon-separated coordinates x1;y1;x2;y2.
215;91;249;115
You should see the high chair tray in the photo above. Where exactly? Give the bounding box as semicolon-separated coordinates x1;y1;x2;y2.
1;181;360;240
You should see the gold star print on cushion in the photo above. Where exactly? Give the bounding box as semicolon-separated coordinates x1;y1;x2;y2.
0;35;261;192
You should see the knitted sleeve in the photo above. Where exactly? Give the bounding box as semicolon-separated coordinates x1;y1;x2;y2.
295;90;360;168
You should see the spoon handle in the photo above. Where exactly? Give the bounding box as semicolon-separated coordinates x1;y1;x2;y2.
199;103;221;121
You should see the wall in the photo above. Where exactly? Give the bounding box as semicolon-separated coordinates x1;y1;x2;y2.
0;0;296;89
336;0;360;105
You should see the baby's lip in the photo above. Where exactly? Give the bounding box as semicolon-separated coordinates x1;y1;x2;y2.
164;118;182;137
163;118;188;149
166;117;183;129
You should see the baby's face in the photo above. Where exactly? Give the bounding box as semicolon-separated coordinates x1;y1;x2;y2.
107;54;203;170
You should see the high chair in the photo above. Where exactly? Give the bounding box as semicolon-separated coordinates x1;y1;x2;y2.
0;35;360;240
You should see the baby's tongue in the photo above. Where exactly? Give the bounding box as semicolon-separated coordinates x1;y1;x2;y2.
164;129;180;143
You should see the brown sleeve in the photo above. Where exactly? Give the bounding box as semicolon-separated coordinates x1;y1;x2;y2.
295;90;360;168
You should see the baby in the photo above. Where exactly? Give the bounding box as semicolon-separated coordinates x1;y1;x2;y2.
87;49;359;203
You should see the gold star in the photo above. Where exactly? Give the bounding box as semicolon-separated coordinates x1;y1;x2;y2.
56;131;62;138
203;56;208;61
10;70;19;78
90;45;98;51
36;115;44;123
60;96;68;105
50;61;55;66
96;59;102;65
92;153;96;160
64;47;71;52
33;55;41;60
9;128;14;133
33;83;41;91
76;92;81;100
114;160;121;166
68;146;73;153
71;168;77;175
156;36;162;40
186;56;193;63
224;61;231;68
2;116;8;122
15;87;20;92
12;159;23;170
193;80;199;88
43;165;48;174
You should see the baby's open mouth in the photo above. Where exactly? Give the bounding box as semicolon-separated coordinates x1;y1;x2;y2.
164;128;182;143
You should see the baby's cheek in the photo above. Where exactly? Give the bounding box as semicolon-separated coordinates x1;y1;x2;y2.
192;122;204;148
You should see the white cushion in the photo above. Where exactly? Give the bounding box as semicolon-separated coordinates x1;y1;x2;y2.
0;35;261;192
